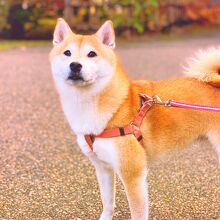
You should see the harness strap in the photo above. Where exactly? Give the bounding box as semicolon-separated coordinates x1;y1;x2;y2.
132;102;151;127
84;102;152;150
84;135;95;151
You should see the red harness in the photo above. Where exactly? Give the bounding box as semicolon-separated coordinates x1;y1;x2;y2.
84;95;152;150
84;93;220;151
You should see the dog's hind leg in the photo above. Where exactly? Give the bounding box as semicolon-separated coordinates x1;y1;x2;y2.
207;130;220;164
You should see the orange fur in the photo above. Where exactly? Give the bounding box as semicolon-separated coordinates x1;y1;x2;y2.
108;77;220;158
101;64;220;219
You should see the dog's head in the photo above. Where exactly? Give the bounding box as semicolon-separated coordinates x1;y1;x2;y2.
50;18;116;91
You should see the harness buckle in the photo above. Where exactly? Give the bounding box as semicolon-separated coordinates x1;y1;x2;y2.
130;122;140;132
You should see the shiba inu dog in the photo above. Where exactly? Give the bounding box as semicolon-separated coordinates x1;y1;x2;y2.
49;18;220;220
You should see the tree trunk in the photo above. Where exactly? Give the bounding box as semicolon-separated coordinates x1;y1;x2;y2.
64;0;72;25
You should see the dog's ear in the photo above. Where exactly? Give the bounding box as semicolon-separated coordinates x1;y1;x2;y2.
96;20;115;48
53;18;72;46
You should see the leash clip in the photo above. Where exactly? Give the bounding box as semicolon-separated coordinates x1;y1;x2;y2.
152;95;163;105
149;95;172;107
163;100;172;107
140;93;172;107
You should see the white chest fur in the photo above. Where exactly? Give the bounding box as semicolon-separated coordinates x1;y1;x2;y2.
55;79;113;135
77;134;118;169
53;77;120;167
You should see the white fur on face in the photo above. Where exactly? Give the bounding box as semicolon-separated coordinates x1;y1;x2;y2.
51;42;114;92
51;43;78;84
51;42;115;135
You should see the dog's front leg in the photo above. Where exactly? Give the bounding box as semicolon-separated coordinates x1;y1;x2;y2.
92;159;115;220
119;169;149;220
117;139;149;220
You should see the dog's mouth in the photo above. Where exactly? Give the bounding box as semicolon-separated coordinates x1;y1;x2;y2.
66;76;94;87
67;74;84;81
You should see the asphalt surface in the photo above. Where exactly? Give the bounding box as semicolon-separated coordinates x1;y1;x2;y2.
1;35;220;220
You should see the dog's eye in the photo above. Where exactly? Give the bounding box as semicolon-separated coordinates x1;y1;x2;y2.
87;51;97;58
64;50;71;56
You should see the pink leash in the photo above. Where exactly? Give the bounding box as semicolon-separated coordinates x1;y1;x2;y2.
168;100;220;112
140;93;220;112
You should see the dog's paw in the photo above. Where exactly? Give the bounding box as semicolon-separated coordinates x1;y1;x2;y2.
99;211;113;220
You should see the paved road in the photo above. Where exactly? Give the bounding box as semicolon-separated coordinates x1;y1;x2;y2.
1;34;220;220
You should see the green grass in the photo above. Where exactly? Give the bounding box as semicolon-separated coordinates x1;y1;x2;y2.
0;40;50;51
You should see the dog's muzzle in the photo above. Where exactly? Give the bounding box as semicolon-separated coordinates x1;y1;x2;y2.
68;62;84;81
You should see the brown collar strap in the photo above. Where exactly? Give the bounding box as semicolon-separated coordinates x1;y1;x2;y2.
84;96;152;151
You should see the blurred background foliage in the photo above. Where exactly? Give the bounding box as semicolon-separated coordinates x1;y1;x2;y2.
0;0;220;39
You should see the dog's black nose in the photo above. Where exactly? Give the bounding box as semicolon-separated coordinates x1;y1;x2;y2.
68;62;83;81
70;62;82;73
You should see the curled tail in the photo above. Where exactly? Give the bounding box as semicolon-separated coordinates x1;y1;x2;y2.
184;47;220;87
